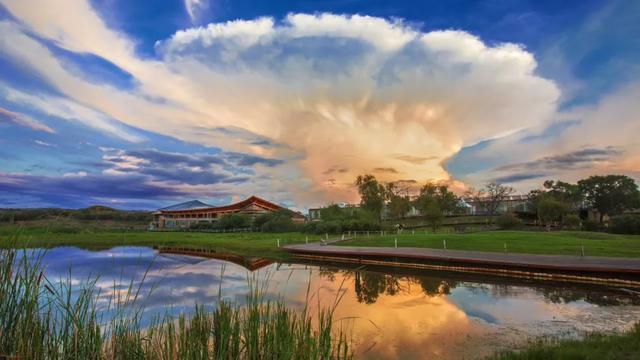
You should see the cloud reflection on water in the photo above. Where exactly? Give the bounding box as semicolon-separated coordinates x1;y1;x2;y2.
28;246;640;360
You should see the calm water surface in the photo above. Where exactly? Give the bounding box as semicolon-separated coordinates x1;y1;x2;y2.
28;246;640;359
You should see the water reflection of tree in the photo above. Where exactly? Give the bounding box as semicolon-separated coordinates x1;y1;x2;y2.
351;272;458;304
418;277;458;296
540;288;640;306
316;266;640;307
354;272;403;304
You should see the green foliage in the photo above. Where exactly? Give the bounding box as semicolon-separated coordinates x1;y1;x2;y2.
610;214;640;235
257;210;298;232
422;199;443;232
537;196;570;230
305;205;381;234
355;174;386;219
417;183;461;215
578;175;640;223
563;214;581;230
496;212;523;230
582;219;601;232
384;182;412;220
218;213;252;229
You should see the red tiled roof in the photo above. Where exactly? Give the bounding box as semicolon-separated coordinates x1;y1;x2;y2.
159;195;305;218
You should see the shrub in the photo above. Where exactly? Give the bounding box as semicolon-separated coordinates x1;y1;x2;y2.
563;214;581;230
582;219;601;232
217;213;252;229
496;212;523;230
610;214;640;234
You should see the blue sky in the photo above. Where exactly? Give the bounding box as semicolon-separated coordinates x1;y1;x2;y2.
0;0;639;210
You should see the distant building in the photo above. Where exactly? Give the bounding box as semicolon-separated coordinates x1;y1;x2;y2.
462;194;531;215
152;196;305;229
308;202;359;221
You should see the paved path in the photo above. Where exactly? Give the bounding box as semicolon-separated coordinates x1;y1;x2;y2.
283;244;640;274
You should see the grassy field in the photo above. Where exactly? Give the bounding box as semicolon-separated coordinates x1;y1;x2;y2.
0;226;314;259
339;230;640;258
3;225;640;259
492;323;640;359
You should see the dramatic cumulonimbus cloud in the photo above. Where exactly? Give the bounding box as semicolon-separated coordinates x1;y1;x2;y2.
0;0;564;205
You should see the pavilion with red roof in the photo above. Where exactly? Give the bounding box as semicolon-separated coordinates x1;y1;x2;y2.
152;196;305;229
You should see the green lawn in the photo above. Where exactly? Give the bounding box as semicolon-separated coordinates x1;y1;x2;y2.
0;226;315;259
3;226;640;259
492;323;640;360
339;230;640;258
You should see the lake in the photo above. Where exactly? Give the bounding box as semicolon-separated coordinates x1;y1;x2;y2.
25;246;640;359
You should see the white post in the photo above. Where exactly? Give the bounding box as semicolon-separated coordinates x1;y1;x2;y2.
367;231;370;238
341;234;345;241
394;238;398;248
326;233;329;240
305;236;308;244
277;239;280;247
504;242;507;253
412;230;415;236
581;241;585;257
443;239;447;250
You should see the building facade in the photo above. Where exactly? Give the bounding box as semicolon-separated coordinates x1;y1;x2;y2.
152;196;305;229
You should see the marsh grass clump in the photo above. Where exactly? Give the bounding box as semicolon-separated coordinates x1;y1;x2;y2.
0;236;352;359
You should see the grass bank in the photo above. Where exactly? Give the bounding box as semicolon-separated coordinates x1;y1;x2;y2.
0;243;352;359
492;323;640;359
339;230;640;258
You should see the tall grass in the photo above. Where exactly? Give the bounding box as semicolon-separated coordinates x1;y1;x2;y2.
0;237;352;359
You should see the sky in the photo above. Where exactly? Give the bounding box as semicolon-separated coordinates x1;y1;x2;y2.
0;0;639;210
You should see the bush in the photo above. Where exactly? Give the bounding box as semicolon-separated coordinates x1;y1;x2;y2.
496;212;523;230
582;219;601;232
260;211;299;232
610;214;640;234
216;213;252;229
563;214;581;230
303;219;381;235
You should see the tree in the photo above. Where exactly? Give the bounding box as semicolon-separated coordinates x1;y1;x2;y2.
417;182;461;215
578;175;640;223
543;180;582;207
537;197;570;231
355;174;386;219
385;182;411;220
423;199;443;232
466;183;514;219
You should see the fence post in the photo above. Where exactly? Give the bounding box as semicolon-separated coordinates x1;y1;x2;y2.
305;236;308;244
277;239;280;247
395;238;398;248
504;242;507;253
443;239;447;250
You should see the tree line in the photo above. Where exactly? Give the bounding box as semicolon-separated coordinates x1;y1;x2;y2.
353;173;640;233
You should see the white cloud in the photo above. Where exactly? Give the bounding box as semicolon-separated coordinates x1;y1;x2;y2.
0;107;55;133
0;84;143;142
0;1;566;206
184;0;207;22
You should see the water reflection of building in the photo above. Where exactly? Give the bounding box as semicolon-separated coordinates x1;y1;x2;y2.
151;196;305;229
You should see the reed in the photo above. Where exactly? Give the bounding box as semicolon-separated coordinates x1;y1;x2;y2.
0;237;352;359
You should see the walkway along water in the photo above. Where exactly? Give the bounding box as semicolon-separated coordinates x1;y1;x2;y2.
283;244;640;288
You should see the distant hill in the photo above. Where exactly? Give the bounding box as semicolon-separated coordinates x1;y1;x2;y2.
0;206;152;223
